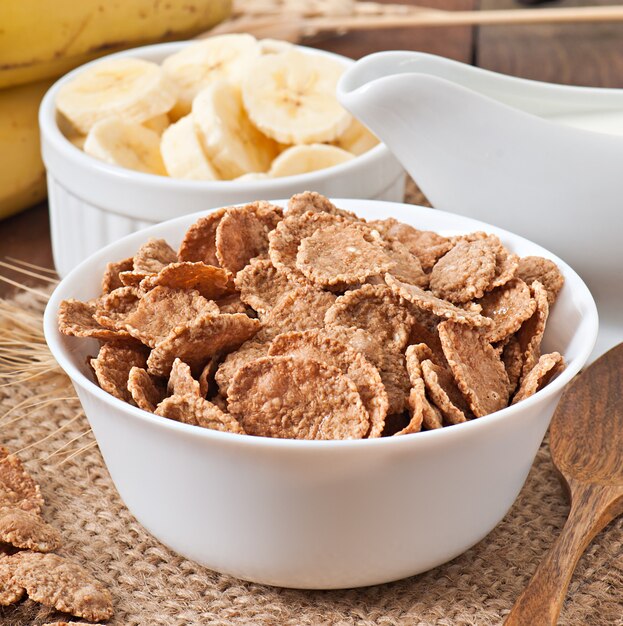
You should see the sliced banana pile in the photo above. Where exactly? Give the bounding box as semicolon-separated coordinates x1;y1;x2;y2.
55;34;379;181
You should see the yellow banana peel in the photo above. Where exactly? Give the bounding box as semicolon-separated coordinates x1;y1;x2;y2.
0;0;232;89
0;0;231;220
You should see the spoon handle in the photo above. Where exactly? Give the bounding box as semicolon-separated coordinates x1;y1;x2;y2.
504;482;620;626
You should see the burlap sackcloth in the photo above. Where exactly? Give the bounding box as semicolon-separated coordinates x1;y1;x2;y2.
1;184;622;626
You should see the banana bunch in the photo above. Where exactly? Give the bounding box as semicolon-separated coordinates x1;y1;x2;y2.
56;34;379;182
0;0;231;220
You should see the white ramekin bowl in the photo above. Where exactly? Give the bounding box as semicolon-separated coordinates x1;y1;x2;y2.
39;42;406;278
44;199;598;590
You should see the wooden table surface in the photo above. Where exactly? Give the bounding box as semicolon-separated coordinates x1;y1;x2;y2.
2;0;623;297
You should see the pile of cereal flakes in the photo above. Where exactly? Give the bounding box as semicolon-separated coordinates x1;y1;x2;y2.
0;446;113;623
58;192;566;440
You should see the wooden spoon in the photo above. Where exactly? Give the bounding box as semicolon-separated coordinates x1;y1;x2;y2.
505;343;623;626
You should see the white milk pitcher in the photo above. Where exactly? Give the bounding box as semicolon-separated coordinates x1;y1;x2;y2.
338;51;623;358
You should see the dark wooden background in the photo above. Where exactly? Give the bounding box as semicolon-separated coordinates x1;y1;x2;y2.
2;0;623;296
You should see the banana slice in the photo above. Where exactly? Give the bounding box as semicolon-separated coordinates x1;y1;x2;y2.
143;113;170;136
56;58;176;134
333;118;379;156
193;81;278;180
258;39;295;55
242;50;352;145
160;115;219;181
235;172;271;181
84;117;166;175
268;143;354;178
163;34;260;119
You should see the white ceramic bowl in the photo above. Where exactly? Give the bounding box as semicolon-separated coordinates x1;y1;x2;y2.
44;199;598;590
39;42;406;278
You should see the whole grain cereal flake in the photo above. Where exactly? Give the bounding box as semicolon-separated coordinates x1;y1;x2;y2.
0;447;44;514
382;238;429;289
0;554;24;605
512;352;565;404
10;551;113;622
325;284;415;353
0;506;61;552
132;237;177;275
287;191;359;220
228;356;370;440
268;210;346;279
478;278;537;344
296;222;393;290
91;342;148;403
178;208;227;265
421;359;470;425
215;339;271;397
516;256;564;306
405;344;443;430
429;238;497;304
235;257;306;316
384;274;492;328
147;313;261;377
168;358;202;397
438;320;510;417
269;330;388;438
502;335;524;397
58;299;134;342
215;201;283;274
155;395;245;434
123;286;220;348
127;367;166;412
517;280;550;381
101;256;133;294
139;262;232;300
93;285;140;330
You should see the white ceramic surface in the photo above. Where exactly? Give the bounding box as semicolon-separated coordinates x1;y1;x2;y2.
337;51;622;360
39;42;405;278
44;199;597;590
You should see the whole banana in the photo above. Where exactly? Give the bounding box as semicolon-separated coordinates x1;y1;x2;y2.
0;0;231;219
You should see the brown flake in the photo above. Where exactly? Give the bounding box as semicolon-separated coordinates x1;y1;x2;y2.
512;352;565;404
382;238;429;288
369;218;453;271
491;249;519;289
438;320;509;417
287;191;359;220
139;262;232;300
406;319;446;367
0;448;43;514
429;238;497;303
124;286;219;348
178;208;227;265
502;335;524;397
155;395;245;434
269;330;388;438
147;313;260;377
215;293;249;315
0;506;61;552
396;378;425;435
133;238;177;274
260;286;336;340
127;367;165;412
11;551;113;621
58;299;134;341
90;343;148;403
325;284;415;352
479;278;537;343
198;358;218;398
405;344;443;430
228;356;369;440
421;360;470;425
517;280;550;381
215;340;271;397
0;554;24;605
93;286;140;330
516;256;565;306
385;274;492;328
235;258;306;316
268;210;346;279
168;358;201;397
296;222;393;290
101;256;133;294
215;202;283;274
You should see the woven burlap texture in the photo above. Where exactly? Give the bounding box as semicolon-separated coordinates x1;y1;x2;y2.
1;186;621;625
